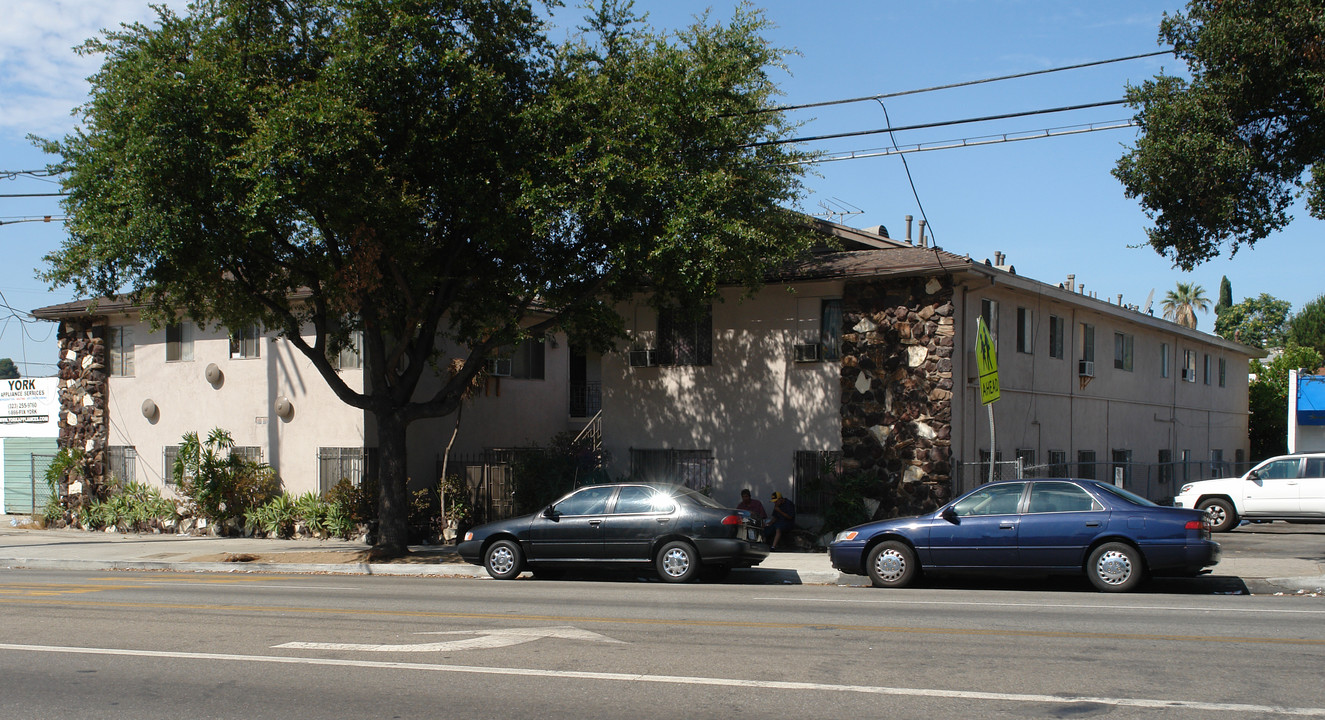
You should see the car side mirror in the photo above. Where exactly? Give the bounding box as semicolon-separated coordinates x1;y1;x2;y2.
1246;471;1260;482
542;506;558;520
941;506;958;523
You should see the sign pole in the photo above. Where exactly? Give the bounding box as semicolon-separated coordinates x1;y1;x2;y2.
975;317;1001;485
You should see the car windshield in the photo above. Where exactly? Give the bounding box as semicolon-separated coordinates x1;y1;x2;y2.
1092;482;1157;507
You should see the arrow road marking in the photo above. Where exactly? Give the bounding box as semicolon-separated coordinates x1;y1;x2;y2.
274;625;624;652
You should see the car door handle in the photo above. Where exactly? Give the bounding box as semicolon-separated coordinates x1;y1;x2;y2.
999;523;1015;530
588;519;602;526
1085;521;1100;527
655;517;671;524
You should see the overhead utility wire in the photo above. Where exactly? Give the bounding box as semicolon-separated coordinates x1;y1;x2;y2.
746;99;1127;148
752;50;1171;115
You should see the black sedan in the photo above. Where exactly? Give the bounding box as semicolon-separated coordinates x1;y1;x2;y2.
829;478;1220;592
458;482;769;582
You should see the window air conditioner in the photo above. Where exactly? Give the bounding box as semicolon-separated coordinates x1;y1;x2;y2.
1181;368;1195;382
488;358;513;377
628;349;657;368
1078;360;1095;377
793;343;821;363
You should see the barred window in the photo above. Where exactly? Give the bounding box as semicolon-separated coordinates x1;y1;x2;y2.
107;446;137;485
319;447;366;495
657;305;713;366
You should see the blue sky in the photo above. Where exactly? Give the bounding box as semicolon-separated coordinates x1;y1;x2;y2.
0;1;1318;377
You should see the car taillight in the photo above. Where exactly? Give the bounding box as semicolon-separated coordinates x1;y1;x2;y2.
1185;520;1204;530
722;515;743;525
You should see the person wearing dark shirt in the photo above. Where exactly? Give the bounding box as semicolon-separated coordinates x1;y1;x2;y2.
766;491;796;550
736;488;766;524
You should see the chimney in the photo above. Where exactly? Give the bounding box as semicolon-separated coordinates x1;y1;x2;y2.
918;219;927;247
1066;274;1075;292
905;215;913;244
1117;293;1123;306
994;251;1004;266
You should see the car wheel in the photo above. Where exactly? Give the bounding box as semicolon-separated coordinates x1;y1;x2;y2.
484;539;524;580
656;541;699;583
1087;542;1144;592
866;540;917;588
1197;498;1238;532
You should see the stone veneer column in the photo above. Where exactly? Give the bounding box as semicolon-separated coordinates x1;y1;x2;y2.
840;275;954;517
55;320;110;501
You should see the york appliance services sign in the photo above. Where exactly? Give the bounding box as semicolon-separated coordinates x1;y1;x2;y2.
0;377;59;438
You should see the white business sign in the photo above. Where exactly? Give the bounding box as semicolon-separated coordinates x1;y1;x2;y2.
0;377;59;438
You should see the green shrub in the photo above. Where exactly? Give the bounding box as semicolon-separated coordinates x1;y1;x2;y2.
173;428;282;525
246;493;298;538
324;477;376;523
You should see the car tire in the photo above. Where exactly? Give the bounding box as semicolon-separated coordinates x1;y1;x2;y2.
1197;498;1238;533
484;539;524;580
866;540;917;588
1087;542;1144;592
656;541;699;583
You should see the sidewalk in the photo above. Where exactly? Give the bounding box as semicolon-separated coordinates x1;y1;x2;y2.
3;516;1323;594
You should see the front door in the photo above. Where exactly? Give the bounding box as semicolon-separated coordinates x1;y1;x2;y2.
525;485;616;561
1241;458;1303;514
926;483;1024;568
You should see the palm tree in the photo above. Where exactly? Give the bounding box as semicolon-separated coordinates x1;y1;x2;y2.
1162;282;1211;329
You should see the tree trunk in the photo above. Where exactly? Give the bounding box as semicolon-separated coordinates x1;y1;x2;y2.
373;411;412;557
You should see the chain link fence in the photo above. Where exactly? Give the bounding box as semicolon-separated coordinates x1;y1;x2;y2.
953;458;1255;505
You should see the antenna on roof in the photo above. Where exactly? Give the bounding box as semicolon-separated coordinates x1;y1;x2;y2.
1143;288;1155;315
813;197;865;224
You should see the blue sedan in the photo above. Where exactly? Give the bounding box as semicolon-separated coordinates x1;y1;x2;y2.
829;479;1220;592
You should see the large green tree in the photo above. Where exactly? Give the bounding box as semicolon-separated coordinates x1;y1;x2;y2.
38;0;813;555
1287;294;1325;359
1213;293;1290;348
1115;0;1325;269
0;359;19;379
1249;343;1324;459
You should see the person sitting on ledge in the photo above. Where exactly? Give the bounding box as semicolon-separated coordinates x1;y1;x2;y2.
765;491;796;550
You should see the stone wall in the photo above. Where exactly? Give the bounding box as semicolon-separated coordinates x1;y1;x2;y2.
55;320;110;498
840;276;954;517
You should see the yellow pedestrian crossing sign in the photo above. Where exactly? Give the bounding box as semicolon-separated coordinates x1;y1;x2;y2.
976;317;1000;405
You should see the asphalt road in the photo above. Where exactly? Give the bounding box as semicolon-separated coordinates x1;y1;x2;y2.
1217;521;1325;562
1;566;1323;719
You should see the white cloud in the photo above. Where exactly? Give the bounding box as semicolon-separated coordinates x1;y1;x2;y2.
0;0;186;139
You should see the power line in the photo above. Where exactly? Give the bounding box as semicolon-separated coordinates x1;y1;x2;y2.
747;99;1128;148
0;193;66;198
750;50;1172;116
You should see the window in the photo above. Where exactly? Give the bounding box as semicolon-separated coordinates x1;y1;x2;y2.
107;446;137;484
329;329;362;370
1077;450;1097;480
1016;448;1035;471
1210;449;1224;477
951;482;1025;516
1254;458;1301;480
1183;350;1198;382
793;450;840;515
1161;343;1170;378
1219;357;1227;387
820;299;843;361
230;325;261;359
1113;332;1133;371
980;299;999;344
613;485;673;514
1111;449;1132;486
1158;449;1173;485
511;337;546;379
1203;354;1211;385
1080;323;1095;362
163;445;180;485
630;448;714;487
107;326;135;377
657;305;713;366
1048;315;1064;359
977;449;1003;482
552;485;614;516
231;446;263;464
1047;450;1068;476
1016;307;1032;354
318;447;365;495
1028;481;1098;513
166;323;194;362
1305;458;1325;479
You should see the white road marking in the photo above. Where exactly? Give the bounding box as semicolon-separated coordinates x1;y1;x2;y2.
274;626;623;652
0;642;1320;716
757;597;1325;614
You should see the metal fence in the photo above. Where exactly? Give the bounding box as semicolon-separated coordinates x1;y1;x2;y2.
953;459;1255;504
440;448;546;525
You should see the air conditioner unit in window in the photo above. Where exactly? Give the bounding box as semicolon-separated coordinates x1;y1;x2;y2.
628;349;657;368
793;343;821;363
1078;360;1095;377
488;358;512;377
1181;368;1195;382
